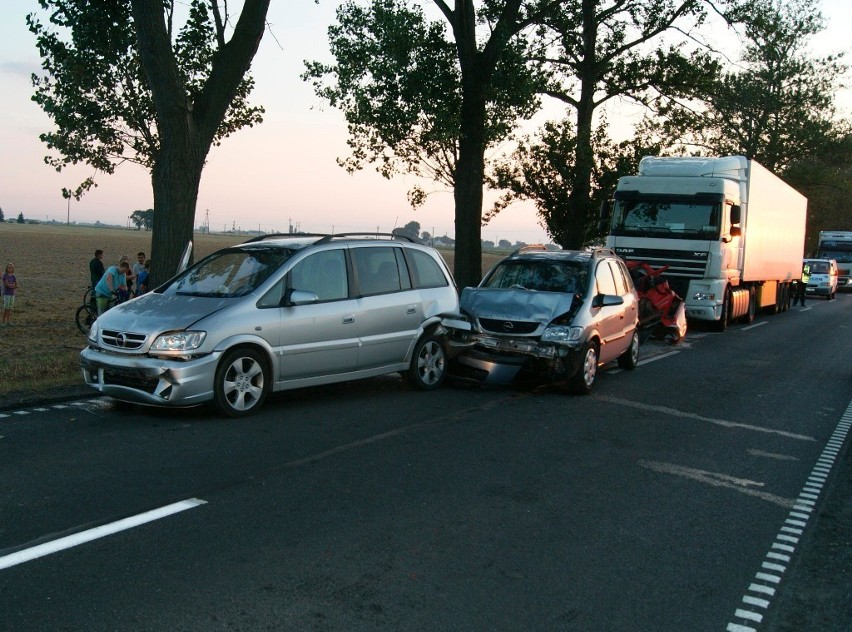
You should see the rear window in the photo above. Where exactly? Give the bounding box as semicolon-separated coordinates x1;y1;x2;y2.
407;250;449;288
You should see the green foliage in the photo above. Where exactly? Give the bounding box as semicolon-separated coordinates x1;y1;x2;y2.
490;0;723;247
638;0;848;172
489;116;666;247
17;213;25;224
784;133;852;253
27;0;264;195
303;0;542;198
129;208;155;230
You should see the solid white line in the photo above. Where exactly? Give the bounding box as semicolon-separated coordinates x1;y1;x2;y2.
741;321;768;331
0;498;207;571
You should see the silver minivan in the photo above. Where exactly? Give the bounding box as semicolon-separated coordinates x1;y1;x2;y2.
80;234;459;416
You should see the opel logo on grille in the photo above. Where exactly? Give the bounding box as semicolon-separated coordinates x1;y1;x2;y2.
116;332;128;348
502;321;514;331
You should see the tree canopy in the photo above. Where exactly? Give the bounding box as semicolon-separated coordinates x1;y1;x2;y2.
28;0;270;282
305;0;549;288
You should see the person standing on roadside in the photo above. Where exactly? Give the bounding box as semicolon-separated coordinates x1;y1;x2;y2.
118;254;135;300
2;262;19;326
793;261;810;306
89;249;105;289
89;249;105;310
95;260;130;315
135;259;151;295
132;252;146;296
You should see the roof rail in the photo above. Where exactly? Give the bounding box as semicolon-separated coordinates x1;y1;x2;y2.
242;233;329;244
510;244;548;256
315;232;420;244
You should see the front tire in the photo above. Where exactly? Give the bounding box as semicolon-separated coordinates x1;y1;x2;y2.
711;288;732;332
213;348;269;417
408;333;447;390
569;340;599;395
617;330;640;370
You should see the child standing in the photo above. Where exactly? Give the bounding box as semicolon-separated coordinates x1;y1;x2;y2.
2;262;18;325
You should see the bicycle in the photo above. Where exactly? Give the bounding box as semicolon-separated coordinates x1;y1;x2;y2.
75;286;122;334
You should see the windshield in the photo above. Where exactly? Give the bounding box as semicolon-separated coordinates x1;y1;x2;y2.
162;247;296;298
817;247;852;263
806;261;831;274
611;195;722;239
483;260;588;296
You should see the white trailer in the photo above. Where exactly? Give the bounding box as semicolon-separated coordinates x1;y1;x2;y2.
816;231;852;290
605;156;807;331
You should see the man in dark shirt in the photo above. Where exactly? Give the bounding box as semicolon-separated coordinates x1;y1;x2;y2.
89;249;105;308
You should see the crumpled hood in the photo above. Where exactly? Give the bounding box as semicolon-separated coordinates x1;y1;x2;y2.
94;292;231;333
460;287;575;324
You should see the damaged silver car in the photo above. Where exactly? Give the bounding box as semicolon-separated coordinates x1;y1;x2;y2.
444;247;640;393
80;233;459;417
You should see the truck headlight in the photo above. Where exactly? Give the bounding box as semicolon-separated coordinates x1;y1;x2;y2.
693;291;716;301
151;331;207;352
542;325;584;342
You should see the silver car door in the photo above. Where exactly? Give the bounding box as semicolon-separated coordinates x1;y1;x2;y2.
593;261;626;362
277;249;360;379
351;246;421;368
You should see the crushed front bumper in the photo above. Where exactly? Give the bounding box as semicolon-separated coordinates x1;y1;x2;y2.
80;346;223;407
444;328;582;385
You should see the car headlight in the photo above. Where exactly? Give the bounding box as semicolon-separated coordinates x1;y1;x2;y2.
693;291;716;301
151;331;207;352
87;321;100;343
541;325;584;343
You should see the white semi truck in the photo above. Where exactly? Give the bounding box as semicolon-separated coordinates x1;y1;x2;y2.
604;156;807;331
816;230;852;291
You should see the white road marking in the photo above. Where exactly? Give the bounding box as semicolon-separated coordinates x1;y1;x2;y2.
742;321;768;331
726;398;852;631
0;498;207;571
599;395;816;441
638;460;795;508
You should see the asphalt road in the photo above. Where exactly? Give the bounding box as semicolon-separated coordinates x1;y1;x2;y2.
1;294;851;631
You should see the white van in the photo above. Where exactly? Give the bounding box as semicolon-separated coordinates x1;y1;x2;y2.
804;258;838;299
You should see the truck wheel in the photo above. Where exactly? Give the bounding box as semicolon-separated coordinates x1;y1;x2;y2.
711;288;731;332
617;330;640;370
740;287;756;324
569;340;599;395
407;333;447;390
213;348;269;417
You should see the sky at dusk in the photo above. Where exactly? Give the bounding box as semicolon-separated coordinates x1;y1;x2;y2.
1;0;850;245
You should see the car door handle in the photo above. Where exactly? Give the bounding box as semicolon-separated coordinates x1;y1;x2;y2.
342;315;355;324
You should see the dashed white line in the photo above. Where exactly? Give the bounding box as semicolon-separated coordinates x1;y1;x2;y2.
726;398;852;631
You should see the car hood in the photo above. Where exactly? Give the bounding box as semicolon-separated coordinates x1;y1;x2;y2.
94;292;232;333
460;287;576;323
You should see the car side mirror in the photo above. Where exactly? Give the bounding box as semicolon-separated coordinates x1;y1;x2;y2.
283;288;319;307
592;294;624;308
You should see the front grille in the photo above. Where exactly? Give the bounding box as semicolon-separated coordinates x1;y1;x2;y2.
101;330;148;350
615;247;709;298
478;318;539;335
101;367;159;394
615;247;708;279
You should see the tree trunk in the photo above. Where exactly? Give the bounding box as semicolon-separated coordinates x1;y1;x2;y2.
454;84;487;290
149;139;206;287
